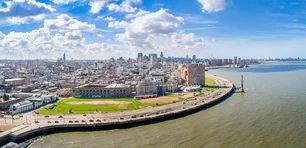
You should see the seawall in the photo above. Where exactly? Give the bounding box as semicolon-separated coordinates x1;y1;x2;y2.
0;75;234;146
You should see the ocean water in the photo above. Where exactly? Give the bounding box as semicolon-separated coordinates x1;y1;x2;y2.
30;62;306;148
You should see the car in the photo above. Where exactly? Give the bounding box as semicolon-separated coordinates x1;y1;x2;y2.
156;112;160;115
202;100;205;103
69;120;73;123
119;117;124;120
74;120;79;123
55;121;59;123
182;107;186;109
139;114;144;117
58;116;63;118
83;114;87;116
89;119;94;122
194;103;197;105
194;98;197;100
81;120;86;123
96;119;101;122
45;115;49;118
183;102;186;104
186;99;189;102
131;115;137;118
35;120;39;123
19;115;23;117
103;119;107;121
47;121;51;123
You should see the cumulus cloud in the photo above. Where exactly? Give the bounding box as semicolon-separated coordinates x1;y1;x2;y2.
0;31;5;37
0;0;55;17
103;16;116;21
108;21;129;29
6;14;45;25
44;14;96;32
197;0;226;13
171;32;206;50
65;31;82;40
89;0;109;14
52;0;76;5
97;34;104;38
0;27;127;59
125;9;149;19
116;9;184;47
107;0;142;12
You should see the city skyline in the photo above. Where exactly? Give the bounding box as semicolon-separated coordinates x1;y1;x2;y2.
1;0;306;59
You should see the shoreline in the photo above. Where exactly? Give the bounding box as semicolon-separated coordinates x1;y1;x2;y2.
0;74;234;146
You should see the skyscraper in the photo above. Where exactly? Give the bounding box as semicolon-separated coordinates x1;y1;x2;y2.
186;63;205;86
63;53;66;63
149;53;158;65
192;55;196;60
234;56;238;64
160;52;164;58
137;53;143;62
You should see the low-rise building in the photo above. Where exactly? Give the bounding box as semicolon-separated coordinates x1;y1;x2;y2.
72;83;132;98
136;79;157;95
10;100;33;115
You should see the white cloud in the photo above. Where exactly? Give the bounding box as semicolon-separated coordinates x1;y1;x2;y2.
65;31;82;40
116;9;184;48
171;32;206;50
44;14;96;32
52;0;76;5
103;16;116;21
197;0;226;13
97;34;104;38
108;21;129;29
0;32;5;37
0;27;128;59
0;0;55;17
107;0;142;13
6;14;45;25
89;0;109;14
125;9;149;19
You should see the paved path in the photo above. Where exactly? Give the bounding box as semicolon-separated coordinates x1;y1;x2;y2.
0;74;233;140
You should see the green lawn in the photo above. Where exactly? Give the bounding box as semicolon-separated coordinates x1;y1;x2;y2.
37;98;174;115
201;77;217;93
38;77;217;115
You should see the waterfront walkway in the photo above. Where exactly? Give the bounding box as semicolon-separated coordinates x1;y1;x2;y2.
0;74;234;144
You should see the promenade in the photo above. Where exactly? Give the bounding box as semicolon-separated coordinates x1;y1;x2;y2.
0;74;234;145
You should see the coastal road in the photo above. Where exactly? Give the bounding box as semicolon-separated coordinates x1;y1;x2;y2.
1;74;233;137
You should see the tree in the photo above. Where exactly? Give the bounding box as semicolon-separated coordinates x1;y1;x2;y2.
32;102;35;109
3;94;9;101
50;96;54;102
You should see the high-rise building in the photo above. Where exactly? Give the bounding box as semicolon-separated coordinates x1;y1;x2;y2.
186;63;205;86
63;53;66;63
238;57;241;64
192;55;196;60
149;53;158;65
160;52;164;58
234;56;238;64
137;53;143;62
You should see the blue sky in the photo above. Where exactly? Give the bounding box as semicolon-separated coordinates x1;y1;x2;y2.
0;0;306;59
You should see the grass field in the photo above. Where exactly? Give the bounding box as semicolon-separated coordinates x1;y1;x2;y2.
38;98;174;115
38;77;217;115
201;77;217;93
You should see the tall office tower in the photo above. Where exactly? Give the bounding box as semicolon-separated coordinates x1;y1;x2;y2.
192;55;196;60
234;56;238;64
137;53;143;62
149;53;158;65
238;57;241;64
160;52;164;58
186;63;205;86
63;53;66;63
